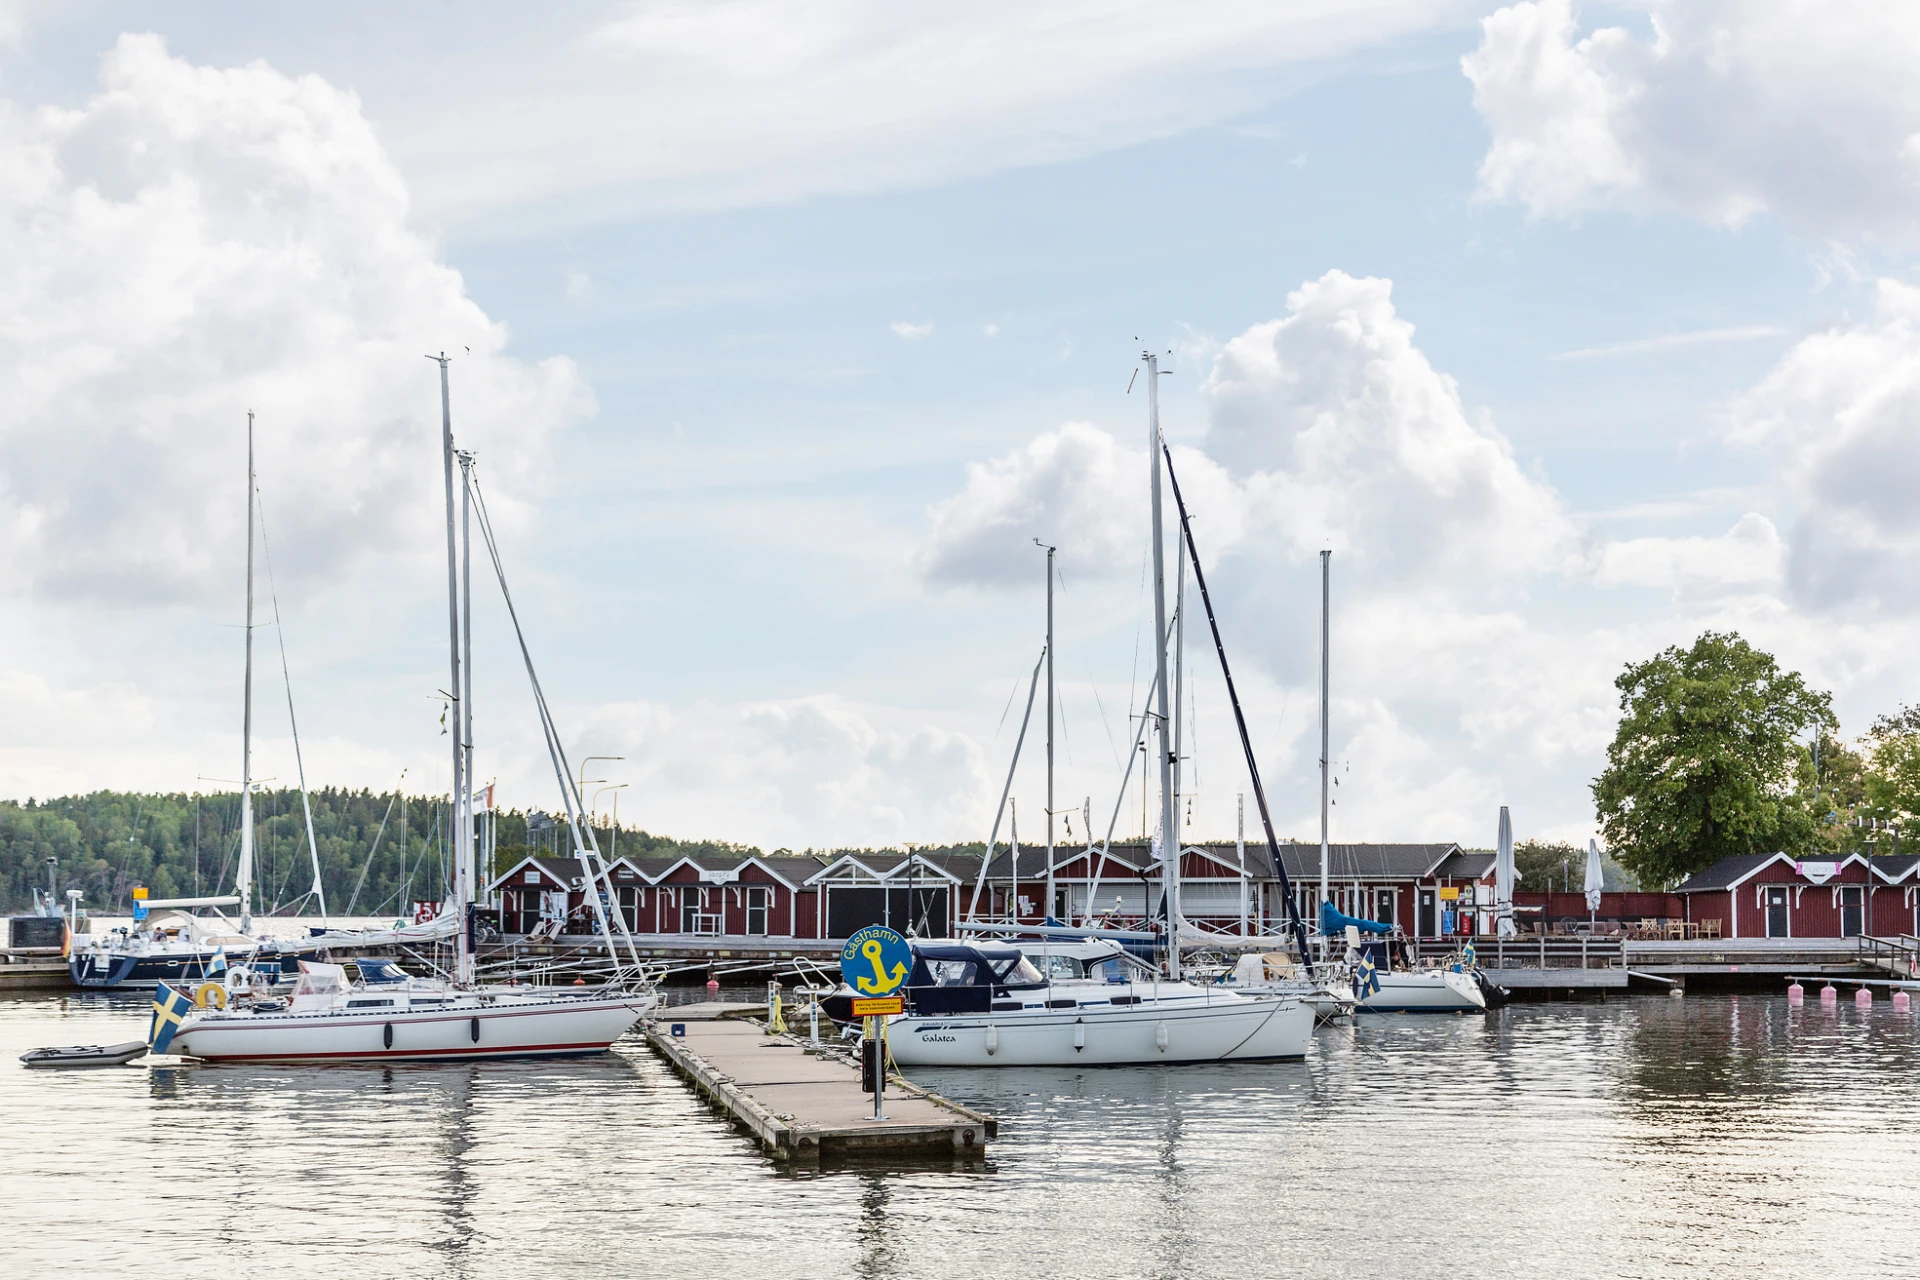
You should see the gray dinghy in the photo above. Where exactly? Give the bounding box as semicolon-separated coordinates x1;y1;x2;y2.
20;1040;150;1069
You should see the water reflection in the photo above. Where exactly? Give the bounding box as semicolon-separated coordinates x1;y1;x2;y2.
3;994;1918;1278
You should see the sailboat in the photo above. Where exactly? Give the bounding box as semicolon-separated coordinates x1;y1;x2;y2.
913;350;1314;1064
162;362;655;1062
70;415;328;990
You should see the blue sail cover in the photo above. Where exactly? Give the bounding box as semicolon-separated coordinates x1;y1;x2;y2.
1319;901;1393;936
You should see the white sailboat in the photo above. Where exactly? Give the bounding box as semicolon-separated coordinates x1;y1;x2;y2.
884;937;1312;1067
164;361;654;1062
921;350;1314;1064
71;414;322;989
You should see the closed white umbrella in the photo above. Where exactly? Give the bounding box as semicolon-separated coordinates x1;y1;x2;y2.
1495;806;1516;938
1584;839;1605;919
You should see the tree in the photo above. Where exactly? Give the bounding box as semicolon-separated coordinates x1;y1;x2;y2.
1859;706;1920;841
1591;631;1834;889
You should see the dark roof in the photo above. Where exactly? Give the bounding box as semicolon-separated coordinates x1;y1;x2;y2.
1431;851;1496;881
1237;842;1461;881
1673;852;1790;892
1870;853;1920;882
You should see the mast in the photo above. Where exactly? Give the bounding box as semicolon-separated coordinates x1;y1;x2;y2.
1237;793;1248;936
1319;548;1331;936
459;450;478;982
1041;539;1056;924
1144;351;1181;977
433;354;472;987
238;411;256;934
1173;532;1186;844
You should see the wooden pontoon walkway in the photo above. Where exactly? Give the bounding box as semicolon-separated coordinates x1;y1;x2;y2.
644;1014;995;1165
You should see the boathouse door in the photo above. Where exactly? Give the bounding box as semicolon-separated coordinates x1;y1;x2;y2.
1764;887;1790;938
1417;889;1438;938
1839;885;1864;938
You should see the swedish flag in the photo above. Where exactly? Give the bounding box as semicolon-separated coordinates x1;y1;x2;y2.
148;983;195;1055
1353;953;1382;1000
1462;942;1478;970
206;946;228;978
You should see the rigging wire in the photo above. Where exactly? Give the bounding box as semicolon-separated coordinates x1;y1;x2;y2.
342;781;401;918
252;482;328;923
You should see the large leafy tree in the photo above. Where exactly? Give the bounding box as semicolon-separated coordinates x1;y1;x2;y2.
1859;706;1920;838
1592;632;1834;888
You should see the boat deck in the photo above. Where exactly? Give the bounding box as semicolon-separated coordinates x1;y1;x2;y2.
644;1016;994;1165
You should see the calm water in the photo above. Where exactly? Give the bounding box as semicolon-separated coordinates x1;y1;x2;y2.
2;990;1915;1279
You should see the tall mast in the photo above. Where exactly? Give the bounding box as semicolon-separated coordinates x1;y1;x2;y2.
1041;539;1056;924
238;412;256;933
1172;533;1186;841
1319;549;1331;934
458;450;477;984
433;354;472;987
1144;351;1181;977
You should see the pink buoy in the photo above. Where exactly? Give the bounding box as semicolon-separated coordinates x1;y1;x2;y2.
1893;990;1911;1012
1786;982;1804;1006
705;976;720;994
1855;986;1873;1008
1820;983;1838;1003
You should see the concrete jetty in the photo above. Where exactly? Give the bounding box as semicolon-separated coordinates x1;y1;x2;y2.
643;1013;994;1165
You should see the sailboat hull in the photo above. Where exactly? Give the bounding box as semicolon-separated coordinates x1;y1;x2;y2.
1357;969;1486;1013
887;995;1313;1067
168;993;653;1063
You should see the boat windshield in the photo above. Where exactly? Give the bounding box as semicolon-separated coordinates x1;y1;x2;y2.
923;960;979;987
989;956;1046;987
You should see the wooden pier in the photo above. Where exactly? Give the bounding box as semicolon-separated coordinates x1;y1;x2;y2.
643;1012;994;1165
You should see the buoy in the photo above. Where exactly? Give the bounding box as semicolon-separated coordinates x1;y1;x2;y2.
1073;1019;1085;1051
573;977;586;986
1855;986;1873;1008
1155;1021;1170;1052
1786;982;1805;1005
1670;985;1683;998
1820;984;1838;1003
1892;990;1911;1012
984;1024;998;1056
705;975;720;994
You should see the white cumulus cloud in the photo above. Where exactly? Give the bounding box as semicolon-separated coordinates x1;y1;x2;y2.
1464;0;1920;244
890;321;933;341
0;34;592;607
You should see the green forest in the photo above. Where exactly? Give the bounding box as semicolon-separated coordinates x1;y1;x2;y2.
0;788;757;918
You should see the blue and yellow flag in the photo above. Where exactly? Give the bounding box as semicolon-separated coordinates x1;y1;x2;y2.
148;983;195;1054
1353;953;1382;1000
207;946;228;977
1461;942;1478;970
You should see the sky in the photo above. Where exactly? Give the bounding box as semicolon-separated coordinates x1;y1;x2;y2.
5;0;1920;855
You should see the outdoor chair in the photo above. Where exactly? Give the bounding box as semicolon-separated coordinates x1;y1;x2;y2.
1701;919;1722;939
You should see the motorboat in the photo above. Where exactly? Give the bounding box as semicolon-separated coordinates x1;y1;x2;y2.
851;939;1312;1066
162;959;654;1064
69;905;287;990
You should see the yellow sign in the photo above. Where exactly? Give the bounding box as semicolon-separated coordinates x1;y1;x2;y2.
131;887;149;900
1438;887;1460;901
850;996;904;1017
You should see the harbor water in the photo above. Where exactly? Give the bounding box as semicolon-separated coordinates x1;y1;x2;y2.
2;990;1915;1278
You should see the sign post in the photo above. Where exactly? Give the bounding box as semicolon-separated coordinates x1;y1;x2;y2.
839;925;911;1122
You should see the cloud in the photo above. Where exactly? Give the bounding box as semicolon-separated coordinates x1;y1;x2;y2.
1591;513;1786;595
1552;325;1786;360
573;695;989;849
889;321;933;341
0;34;591;607
1463;0;1920;244
363;1;1473;230
982;323;1000;338
1201;269;1572;578
1726;279;1920;612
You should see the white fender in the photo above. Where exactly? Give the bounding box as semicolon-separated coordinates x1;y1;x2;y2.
1072;1019;1085;1051
1154;1021;1169;1052
985;1024;998;1056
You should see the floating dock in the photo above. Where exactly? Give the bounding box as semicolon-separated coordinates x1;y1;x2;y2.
644;1013;994;1165
0;958;72;990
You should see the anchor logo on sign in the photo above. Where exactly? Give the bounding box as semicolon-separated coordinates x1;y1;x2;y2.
854;937;909;994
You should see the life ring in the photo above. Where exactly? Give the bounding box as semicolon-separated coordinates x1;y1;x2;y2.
194;982;227;1010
